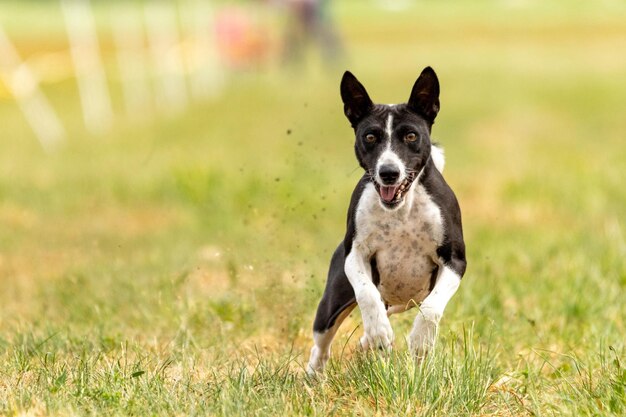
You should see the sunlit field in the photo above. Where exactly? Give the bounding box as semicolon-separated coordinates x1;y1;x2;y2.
1;1;625;415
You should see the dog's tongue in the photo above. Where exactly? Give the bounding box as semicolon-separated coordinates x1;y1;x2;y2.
380;185;398;202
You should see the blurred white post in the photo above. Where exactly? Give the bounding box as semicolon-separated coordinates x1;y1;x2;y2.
61;0;113;135
180;0;224;100
0;26;65;152
111;5;152;117
144;1;188;114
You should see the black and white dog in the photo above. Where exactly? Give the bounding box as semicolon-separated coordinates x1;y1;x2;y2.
307;67;466;374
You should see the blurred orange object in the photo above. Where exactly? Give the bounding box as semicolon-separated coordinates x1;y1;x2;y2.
215;6;271;70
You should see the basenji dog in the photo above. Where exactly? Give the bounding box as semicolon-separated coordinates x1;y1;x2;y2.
307;67;466;374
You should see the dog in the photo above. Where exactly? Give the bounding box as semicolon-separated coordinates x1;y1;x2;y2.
307;67;466;374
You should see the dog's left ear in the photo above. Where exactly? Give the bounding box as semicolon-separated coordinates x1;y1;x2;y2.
408;67;440;123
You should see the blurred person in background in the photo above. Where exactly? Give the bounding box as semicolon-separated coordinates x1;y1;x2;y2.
281;0;344;68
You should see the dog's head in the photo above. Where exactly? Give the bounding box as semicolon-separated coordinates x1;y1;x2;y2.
341;67;440;210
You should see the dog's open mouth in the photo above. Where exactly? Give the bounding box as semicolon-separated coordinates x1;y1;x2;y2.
374;172;417;207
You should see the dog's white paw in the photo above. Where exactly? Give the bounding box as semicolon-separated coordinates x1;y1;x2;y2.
408;312;439;359
360;316;394;350
356;286;394;350
306;346;327;376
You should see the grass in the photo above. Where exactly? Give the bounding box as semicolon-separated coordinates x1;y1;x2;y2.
1;0;625;415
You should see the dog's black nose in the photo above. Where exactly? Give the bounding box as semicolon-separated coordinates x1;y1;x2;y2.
378;165;400;185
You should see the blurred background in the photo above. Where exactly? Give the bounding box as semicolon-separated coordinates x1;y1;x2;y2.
0;0;625;413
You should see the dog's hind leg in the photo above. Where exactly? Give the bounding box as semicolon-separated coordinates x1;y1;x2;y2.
307;244;356;375
308;304;355;375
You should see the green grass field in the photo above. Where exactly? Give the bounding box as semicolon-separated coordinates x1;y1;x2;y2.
1;1;625;415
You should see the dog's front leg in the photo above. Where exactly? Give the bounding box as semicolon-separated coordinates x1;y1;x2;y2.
345;249;393;350
409;266;460;358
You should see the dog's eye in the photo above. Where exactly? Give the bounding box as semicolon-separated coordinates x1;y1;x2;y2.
364;134;377;143
405;132;418;143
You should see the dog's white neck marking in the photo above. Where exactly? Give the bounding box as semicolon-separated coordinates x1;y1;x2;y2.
354;181;444;261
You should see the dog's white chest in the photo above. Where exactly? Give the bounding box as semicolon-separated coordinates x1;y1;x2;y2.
354;183;444;306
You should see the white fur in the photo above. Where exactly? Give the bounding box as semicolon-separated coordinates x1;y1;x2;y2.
431;145;445;173
345;249;394;350
307;331;332;375
345;180;447;353
385;113;394;140
408;266;460;357
356;183;444;305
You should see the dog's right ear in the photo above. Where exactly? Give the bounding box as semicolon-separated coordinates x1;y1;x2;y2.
341;71;373;127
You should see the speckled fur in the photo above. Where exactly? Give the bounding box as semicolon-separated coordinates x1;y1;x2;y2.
353;176;444;310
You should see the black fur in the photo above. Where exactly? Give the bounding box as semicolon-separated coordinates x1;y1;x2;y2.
351;104;432;176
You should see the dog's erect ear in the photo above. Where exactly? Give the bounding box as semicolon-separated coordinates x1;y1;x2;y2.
341;71;373;127
408;67;440;123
